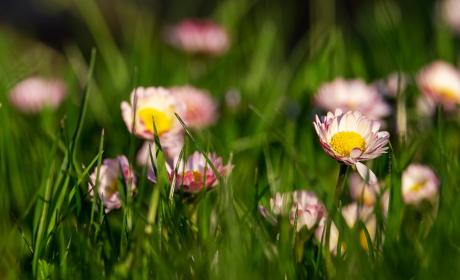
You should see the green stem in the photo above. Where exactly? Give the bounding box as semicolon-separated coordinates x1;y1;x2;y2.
324;163;349;279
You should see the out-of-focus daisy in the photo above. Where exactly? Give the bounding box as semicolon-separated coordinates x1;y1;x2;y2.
441;0;460;34
8;76;66;113
402;164;439;204
169;85;218;129
312;109;390;185
136;133;184;168
165;19;230;56
121;86;186;140
88;155;137;213
417;61;460;111
348;173;382;206
148;151;231;193
314;78;391;121
259;190;327;232
374;72;408;98
316;203;376;254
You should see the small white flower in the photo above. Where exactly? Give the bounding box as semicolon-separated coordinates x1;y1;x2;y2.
314;78;391;121
169;85;219;129
417;60;460;111
9;76;66;113
260;190;326;232
402;164;439;204
313;109;390;184
315;203;376;254
121;86;187;140
88;155;137;213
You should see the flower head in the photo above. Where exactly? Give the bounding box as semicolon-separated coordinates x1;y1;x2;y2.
165;19;230;56
314;78;391;121
402;164;439;204
88;155;137;213
121;86;187;140
148;151;231;193
9;76;66;113
315;203;376;254
169;85;218;129
348;173;382;206
313;109;390;184
441;0;460;34
417;61;460;111
260;190;327;232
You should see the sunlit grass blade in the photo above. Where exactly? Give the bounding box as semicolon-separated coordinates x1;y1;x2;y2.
169;145;185;208
67;151;103;205
11;213;33;254
69;48;97;163
291;206;298;250
175;113;223;186
32;162;56;276
90;128;104;233
262;138;277;195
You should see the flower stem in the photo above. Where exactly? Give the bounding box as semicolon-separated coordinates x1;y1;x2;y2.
324;163;349;279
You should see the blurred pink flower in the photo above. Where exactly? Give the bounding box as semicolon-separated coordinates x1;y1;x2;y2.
259;190;327;232
374;72;408;98
417;61;460;111
8;76;66;113
165;19;230;55
312;109;390;185
402;164;439;204
169;85;218;129
348;173;382;206
148;151;231;193
315;203;376;254
121;86;187;141
441;0;460;34
88;155;137;213
314;77;391;121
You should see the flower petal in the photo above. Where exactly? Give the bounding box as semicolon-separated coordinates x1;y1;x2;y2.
356;162;377;185
350;148;362;158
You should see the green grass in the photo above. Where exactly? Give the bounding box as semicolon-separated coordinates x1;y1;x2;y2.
1;0;460;279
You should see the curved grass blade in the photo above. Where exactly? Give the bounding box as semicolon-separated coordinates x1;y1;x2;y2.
90;128;104;232
67;151;103;205
175;113;223;186
32;162;56;276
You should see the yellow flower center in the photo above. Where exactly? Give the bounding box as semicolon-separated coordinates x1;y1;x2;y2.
106;178;118;195
436;87;458;102
191;170;202;181
330;131;366;157
137;108;172;136
409;181;425;193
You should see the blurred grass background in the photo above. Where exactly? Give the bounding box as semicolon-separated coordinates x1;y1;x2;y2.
1;0;460;279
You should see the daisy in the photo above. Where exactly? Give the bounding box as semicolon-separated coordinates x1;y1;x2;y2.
148;151;231;193
441;0;460;35
314;77;391;121
164;19;230;56
417;60;460;111
88;155;137;213
348;173;382;206
169;85;219;129
9;76;66;113
121;86;186;140
260;190;327;232
312;109;390;185
315;203;376;254
402;164;439;204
